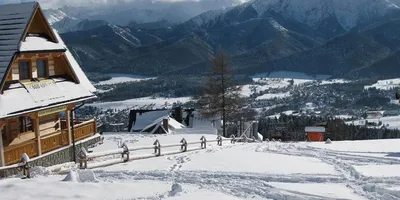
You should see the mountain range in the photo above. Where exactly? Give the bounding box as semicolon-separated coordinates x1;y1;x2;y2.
46;0;400;78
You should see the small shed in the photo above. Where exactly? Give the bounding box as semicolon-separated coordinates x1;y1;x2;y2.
305;126;325;142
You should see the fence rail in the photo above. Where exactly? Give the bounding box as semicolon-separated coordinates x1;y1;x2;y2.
78;134;257;169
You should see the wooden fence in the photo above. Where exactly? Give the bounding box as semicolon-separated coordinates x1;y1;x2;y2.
78;134;257;169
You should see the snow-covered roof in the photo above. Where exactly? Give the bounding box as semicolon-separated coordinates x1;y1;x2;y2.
0;77;95;118
305;127;325;133
19;35;66;53
130;110;185;133
53;29;96;93
131;110;170;131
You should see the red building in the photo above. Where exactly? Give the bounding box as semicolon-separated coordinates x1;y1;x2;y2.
305;127;326;142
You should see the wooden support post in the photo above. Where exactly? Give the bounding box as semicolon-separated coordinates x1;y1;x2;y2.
66;110;72;145
0;126;5;167
35;118;41;156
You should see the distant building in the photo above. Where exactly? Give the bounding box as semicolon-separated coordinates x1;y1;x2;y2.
305;127;325;142
128;107;193;134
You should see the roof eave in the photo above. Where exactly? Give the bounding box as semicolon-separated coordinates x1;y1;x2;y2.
1;94;97;119
18;49;67;54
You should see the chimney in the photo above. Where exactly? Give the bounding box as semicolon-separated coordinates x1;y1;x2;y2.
163;118;169;133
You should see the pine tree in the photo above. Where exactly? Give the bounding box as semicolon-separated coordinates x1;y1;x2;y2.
196;50;244;137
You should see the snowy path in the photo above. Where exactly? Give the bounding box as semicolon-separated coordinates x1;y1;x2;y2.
3;134;400;200
256;142;400;200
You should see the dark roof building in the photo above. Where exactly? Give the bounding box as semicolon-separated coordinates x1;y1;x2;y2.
0;2;39;86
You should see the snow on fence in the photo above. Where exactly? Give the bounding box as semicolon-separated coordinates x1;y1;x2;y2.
78;135;256;169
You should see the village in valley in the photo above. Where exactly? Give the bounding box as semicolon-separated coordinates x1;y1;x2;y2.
2;1;400;200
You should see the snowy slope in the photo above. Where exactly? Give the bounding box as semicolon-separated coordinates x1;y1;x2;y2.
43;0;249;25
187;0;400;32
249;0;400;30
365;78;400;90
88;97;191;110
5;133;400;199
94;73;155;85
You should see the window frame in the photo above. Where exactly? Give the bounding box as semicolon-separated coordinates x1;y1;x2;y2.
18;60;32;81
36;59;49;78
1;125;6;143
19;116;34;133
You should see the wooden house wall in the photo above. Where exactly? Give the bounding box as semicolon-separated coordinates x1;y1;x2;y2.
39;113;60;136
26;8;56;42
5;54;75;81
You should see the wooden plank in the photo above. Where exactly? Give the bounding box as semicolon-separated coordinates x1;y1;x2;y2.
41;133;65;154
4;140;38;165
0;126;5;167
11;65;18;80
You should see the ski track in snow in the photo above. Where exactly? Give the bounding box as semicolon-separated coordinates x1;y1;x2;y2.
255;143;400;200
86;141;400;200
12;137;400;200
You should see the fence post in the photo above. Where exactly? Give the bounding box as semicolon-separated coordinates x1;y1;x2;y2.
121;142;129;162
78;147;88;169
217;135;222;146
200;136;207;149
153;139;161;156
180;138;188;152
20;153;31;178
231;135;236;144
241;133;248;143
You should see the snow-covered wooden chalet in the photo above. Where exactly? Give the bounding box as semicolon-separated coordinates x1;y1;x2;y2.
0;2;97;166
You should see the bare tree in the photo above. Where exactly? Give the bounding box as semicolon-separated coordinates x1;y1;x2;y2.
196;50;244;137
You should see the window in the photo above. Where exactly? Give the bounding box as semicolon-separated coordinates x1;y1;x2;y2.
20;116;33;133
37;60;48;78
1;126;6;143
19;61;30;80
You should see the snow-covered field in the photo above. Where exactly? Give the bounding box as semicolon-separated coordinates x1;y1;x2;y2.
88;97;191;110
365;79;400;90
242;71;349;98
3;131;400;200
255;92;291;100
348;116;400;130
95;73;155;85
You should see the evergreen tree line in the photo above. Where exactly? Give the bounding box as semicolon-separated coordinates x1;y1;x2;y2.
97;75;253;102
258;115;400;141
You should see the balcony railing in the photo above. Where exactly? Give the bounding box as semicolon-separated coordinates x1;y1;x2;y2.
41;130;69;154
4;139;38;166
4;119;97;166
74;119;97;141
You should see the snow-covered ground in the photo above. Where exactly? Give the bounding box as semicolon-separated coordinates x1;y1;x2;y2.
242;71;349;98
255;92;291;100
348;116;400;130
250;71;331;80
95;73;155;86
88;96;191;110
319;79;350;85
365;79;400;90
3;131;400;200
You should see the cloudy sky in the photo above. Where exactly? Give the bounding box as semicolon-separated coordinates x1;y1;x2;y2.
0;0;225;9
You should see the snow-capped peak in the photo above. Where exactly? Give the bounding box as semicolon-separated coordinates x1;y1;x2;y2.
45;9;73;25
249;0;400;30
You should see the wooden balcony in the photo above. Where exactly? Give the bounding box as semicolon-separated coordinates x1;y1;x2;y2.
4;139;38;166
4;119;97;166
